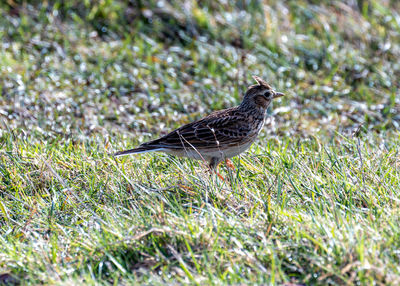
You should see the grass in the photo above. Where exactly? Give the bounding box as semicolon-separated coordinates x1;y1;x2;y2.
1;0;400;284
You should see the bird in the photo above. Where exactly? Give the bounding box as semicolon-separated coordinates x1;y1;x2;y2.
114;76;284;171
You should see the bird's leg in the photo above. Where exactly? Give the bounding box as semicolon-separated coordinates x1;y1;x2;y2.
206;165;224;180
216;171;225;181
209;157;224;180
225;159;235;170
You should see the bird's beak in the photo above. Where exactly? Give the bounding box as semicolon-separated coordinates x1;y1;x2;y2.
273;92;285;99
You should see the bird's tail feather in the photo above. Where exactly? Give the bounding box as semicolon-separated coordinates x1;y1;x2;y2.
114;146;164;157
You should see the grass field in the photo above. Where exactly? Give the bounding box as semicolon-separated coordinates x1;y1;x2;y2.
1;0;400;284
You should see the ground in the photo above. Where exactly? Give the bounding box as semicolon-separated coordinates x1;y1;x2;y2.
0;0;400;284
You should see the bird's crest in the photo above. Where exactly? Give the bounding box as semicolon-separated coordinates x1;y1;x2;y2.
252;75;272;89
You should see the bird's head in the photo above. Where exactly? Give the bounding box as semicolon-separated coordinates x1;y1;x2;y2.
240;75;284;111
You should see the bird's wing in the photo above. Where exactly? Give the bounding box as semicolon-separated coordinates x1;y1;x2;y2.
142;108;253;150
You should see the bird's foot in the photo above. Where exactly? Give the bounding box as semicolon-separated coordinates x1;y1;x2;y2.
225;159;235;170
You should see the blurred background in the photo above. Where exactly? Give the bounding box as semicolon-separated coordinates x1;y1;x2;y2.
1;0;399;146
1;2;400;284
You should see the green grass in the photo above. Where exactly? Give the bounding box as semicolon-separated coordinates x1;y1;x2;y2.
1;0;400;284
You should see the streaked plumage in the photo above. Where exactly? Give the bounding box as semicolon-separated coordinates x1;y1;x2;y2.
115;76;284;169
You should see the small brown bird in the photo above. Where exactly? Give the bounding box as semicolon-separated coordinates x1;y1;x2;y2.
115;76;284;170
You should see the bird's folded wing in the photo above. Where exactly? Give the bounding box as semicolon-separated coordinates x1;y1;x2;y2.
143;112;251;149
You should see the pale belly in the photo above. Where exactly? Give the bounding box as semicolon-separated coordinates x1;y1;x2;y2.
164;137;257;161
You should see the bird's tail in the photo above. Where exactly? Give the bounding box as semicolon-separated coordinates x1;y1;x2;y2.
114;145;164;157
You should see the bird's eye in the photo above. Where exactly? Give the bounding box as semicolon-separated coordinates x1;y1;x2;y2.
263;91;271;98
